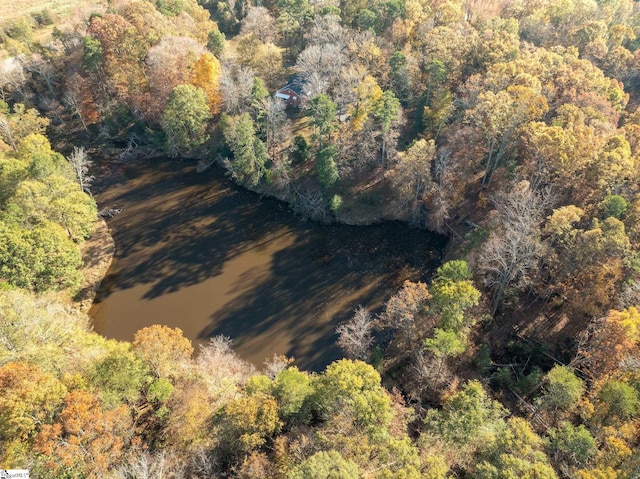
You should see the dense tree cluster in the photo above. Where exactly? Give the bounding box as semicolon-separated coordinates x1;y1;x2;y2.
2;0;640;476
0;286;637;478
0;103;96;292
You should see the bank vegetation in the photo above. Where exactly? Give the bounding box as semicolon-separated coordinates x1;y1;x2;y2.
1;0;640;477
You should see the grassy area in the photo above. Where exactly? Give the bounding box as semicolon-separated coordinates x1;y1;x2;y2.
0;0;102;59
0;0;90;23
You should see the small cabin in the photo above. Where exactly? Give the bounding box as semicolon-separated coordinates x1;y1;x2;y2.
275;84;302;108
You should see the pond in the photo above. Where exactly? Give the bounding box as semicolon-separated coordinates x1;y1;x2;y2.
89;157;446;371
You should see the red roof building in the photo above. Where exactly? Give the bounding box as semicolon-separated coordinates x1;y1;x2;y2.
275;85;302;108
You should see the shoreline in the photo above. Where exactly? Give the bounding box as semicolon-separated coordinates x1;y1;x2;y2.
74;217;115;314
74;152;448;320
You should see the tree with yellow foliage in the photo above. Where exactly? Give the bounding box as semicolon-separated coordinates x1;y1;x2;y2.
190;52;222;114
133;324;193;378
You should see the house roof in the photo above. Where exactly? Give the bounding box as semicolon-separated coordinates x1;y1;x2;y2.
277;82;302;96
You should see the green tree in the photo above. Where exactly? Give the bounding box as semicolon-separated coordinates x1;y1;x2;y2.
424;380;506;447
222;113;267;186
0;157;28;207
91;341;151;409
537;365;584;415
549;422;596;468
0;290;91;371
430;260;481;332
0;220;82;292
389;51;412;106
216;392;282;456
288;450;359;479
0;105;50;153
292;135;311;164
329;194;342;213
250;76;269;124
162;84;211;157
272;366;314;427
423;328;466;385
82;35;103;73
475;418;558;479
316;146;339;189
592;135;635;190
424;328;465;359
6;175;97;242
595;380;639;424
17;133;71;180
314;359;393;431
372;90;401;168
207;28;226;56
275;0;312;25
308;94;337;146
599;195;628;219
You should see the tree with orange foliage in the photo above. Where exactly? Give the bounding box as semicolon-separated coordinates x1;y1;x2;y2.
378;280;431;351
574;307;640;381
0;362;67;466
33;390;132;478
85;13;148;110
145;36;206;123
64;72;100;130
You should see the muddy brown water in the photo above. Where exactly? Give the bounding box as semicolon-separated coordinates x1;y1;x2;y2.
89;157;446;371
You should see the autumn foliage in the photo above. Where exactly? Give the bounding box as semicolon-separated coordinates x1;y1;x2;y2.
3;0;640;476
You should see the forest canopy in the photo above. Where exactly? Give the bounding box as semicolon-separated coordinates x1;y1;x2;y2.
1;0;640;477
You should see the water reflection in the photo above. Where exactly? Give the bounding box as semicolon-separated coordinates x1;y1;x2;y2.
90;158;446;371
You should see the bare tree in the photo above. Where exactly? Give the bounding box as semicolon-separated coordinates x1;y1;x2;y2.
336;305;375;360
117;450;186;479
290;186;331;222
411;349;455;400
240;7;277;43
263;97;289;159
24;54;57;96
478;181;550;314
196;336;254;403
0;57;27;102
304;15;347;47
386;138;435;225
333;65;365;114
219;64;255;115
263;354;293;379
377;280;432;352
68;146;94;193
0;116;16;150
427;149;455;232
64;73;92;131
295;43;346;98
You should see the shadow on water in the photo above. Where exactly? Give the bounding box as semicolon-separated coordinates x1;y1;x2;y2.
90;157;446;371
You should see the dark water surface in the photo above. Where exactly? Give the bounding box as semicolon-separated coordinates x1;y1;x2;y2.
89;158;446;371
